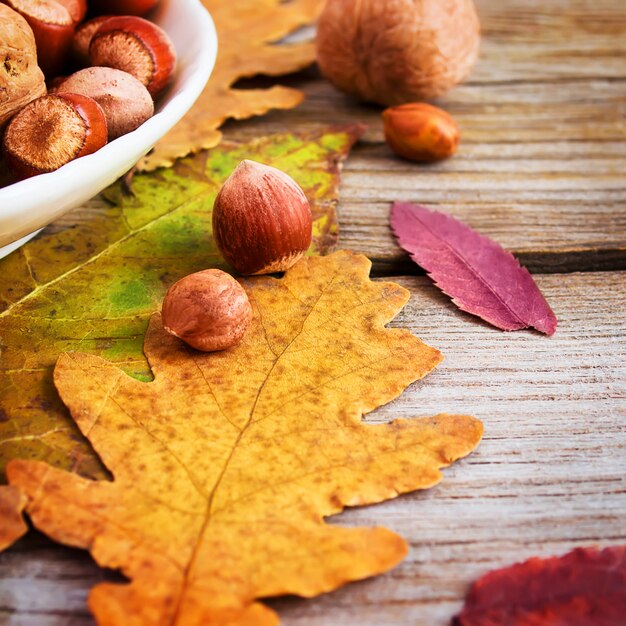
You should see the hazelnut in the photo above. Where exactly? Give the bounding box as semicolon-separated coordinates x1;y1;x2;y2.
3;92;108;180
56;0;86;24
89;16;177;98
72;15;113;66
161;269;252;352
52;67;154;140
89;0;159;17
212;160;313;276
316;0;480;105
382;103;460;162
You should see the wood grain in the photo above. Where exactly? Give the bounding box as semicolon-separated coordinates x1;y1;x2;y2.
1;272;624;625
225;0;626;274
2;0;625;624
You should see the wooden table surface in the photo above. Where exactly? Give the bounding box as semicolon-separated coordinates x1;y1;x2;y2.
2;0;625;624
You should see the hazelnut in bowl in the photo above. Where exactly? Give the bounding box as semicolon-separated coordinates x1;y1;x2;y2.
0;0;217;258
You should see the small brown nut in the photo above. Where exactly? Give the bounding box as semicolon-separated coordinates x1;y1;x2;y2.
89;0;159;17
212;160;313;276
382;103;460;162
3;92;108;180
161;269;252;352
2;0;79;78
72;15;113;66
52;66;154;140
89;16;177;98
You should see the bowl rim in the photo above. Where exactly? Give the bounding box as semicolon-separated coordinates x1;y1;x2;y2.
0;0;217;251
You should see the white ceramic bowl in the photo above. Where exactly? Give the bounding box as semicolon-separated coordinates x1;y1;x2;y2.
0;0;217;258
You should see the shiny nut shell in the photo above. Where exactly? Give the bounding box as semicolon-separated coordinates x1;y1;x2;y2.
382;103;460;162
0;4;46;126
212;160;313;276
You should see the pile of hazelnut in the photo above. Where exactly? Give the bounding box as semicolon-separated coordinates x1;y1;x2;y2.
0;0;176;180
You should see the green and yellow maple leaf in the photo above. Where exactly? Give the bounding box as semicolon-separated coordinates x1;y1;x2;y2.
9;251;482;626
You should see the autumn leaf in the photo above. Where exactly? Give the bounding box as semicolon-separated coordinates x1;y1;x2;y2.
391;202;558;335
0;485;27;550
0;127;361;493
9;251;483;626
140;0;325;171
453;546;626;626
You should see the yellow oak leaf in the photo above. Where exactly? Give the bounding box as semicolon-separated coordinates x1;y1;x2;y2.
0;485;27;550
139;0;325;171
8;251;482;626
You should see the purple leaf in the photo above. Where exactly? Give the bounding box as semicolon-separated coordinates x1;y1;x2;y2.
390;202;557;335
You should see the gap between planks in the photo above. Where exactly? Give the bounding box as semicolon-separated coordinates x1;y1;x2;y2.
1;271;624;626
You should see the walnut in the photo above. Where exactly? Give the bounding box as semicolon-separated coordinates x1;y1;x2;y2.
316;0;480;106
0;4;46;127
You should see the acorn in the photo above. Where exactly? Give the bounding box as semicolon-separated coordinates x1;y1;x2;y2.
212;160;313;275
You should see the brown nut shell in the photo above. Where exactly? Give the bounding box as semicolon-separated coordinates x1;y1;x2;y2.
52;66;154;139
316;0;480;105
212;160;313;276
3;92;108;179
0;4;46;126
89;16;176;97
3;0;76;78
382;103;460;162
72;15;112;66
56;0;86;24
161;269;252;352
89;0;159;17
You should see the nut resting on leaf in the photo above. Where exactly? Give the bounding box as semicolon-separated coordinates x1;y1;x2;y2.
212;160;313;275
0;4;46;127
316;0;480;105
161;269;252;352
383;103;460;162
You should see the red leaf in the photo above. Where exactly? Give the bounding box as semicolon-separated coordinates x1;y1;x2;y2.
390;202;557;335
453;546;626;626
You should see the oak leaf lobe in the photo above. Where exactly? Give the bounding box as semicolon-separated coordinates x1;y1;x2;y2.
0;485;27;550
9;251;482;626
140;0;326;171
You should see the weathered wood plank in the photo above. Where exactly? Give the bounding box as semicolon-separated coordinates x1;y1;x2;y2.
49;114;626;275
337;142;626;275
227;68;626;273
222;0;626;273
45;0;626;275
2;271;624;625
